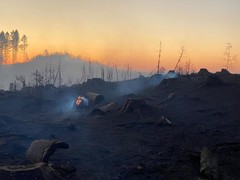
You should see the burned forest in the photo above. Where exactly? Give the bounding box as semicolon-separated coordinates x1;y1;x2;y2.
0;67;240;179
1;1;240;179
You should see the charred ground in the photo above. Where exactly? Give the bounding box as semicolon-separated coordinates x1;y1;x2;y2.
0;70;240;179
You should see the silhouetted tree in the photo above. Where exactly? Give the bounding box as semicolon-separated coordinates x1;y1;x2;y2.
184;60;192;75
11;30;19;64
81;63;87;82
101;66;105;81
107;66;113;82
32;70;43;86
224;43;232;71
88;61;93;79
53;61;62;87
157;41;162;74
122;64;132;80
174;46;185;72
4;32;11;64
223;43;238;71
44;49;49;56
19;34;28;61
58;63;62;87
0;31;4;64
114;64;119;81
15;74;26;89
176;65;184;75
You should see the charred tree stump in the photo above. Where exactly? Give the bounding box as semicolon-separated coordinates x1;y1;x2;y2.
120;98;160;119
120;98;148;113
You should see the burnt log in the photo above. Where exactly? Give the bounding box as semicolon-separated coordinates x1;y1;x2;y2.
0;163;53;180
86;92;104;104
26;140;69;163
0;162;76;180
91;102;117;116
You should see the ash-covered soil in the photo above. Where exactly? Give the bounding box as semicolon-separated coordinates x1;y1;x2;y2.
0;72;240;179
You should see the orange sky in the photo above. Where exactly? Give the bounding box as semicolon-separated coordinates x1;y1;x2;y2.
1;0;240;72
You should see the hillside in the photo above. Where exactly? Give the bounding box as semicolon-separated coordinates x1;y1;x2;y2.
0;53;145;90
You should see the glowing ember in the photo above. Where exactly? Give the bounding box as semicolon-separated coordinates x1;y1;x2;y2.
74;96;89;108
76;96;83;106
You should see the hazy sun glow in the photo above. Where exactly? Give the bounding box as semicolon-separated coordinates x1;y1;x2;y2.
1;0;240;72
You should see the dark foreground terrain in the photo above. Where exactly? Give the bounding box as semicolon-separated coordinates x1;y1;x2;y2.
0;70;240;179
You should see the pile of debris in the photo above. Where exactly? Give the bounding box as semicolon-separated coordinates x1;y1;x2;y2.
0;140;76;180
91;98;172;125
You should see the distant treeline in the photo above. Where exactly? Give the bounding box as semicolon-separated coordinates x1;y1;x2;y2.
0;30;28;64
11;52;144;91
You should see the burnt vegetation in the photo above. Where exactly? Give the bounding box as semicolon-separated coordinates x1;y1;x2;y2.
1;38;240;179
0;65;240;179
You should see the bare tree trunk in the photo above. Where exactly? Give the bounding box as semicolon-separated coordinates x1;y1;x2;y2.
157;41;162;74
174;46;185;72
